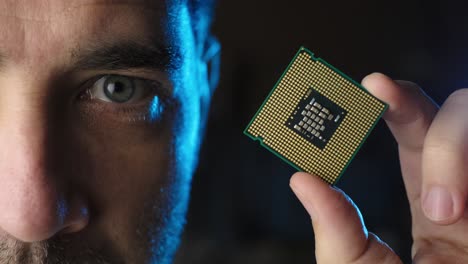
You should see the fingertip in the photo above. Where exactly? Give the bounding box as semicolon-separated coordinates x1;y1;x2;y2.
362;73;435;128
290;171;323;188
362;72;392;85
362;73;400;107
289;172;339;220
289;172;332;200
361;72;394;90
362;73;409;122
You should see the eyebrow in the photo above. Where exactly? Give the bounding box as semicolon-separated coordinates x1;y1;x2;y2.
71;40;177;72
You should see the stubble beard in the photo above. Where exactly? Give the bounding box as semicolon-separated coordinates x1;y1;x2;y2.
0;236;113;264
0;186;187;264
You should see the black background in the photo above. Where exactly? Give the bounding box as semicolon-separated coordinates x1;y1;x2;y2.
174;1;468;263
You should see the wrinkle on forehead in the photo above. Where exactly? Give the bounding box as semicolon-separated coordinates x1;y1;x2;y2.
0;0;165;22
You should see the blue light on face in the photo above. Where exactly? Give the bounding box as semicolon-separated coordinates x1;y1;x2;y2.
149;3;212;264
149;96;164;122
57;199;68;225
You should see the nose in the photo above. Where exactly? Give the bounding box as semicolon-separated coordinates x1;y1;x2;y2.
0;107;89;242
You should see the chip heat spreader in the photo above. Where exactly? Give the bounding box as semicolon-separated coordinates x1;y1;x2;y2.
244;47;388;185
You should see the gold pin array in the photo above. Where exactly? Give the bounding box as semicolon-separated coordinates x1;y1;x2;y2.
246;48;387;184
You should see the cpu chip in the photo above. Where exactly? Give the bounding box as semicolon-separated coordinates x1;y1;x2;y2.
244;47;387;185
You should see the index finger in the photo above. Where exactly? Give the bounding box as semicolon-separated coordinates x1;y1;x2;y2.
362;73;439;152
361;73;439;201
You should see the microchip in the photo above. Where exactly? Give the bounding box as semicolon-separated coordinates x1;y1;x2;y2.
244;47;387;185
286;89;347;150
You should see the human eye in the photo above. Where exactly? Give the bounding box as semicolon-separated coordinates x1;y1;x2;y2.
77;74;168;123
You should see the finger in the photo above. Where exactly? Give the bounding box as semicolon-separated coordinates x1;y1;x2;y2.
362;73;439;201
421;89;468;224
290;172;401;264
362;73;439;152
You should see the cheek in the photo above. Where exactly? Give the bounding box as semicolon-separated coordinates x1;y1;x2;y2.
66;117;175;228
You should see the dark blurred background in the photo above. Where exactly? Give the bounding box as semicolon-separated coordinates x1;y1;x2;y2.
174;1;468;263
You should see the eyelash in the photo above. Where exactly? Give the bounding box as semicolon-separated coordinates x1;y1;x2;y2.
77;75;166;123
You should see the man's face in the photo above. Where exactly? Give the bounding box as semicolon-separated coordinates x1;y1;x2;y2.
0;0;212;263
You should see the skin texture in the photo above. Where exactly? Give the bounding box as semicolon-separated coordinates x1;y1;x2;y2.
0;0;214;263
290;73;468;263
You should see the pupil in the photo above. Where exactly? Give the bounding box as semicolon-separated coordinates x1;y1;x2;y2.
114;82;124;93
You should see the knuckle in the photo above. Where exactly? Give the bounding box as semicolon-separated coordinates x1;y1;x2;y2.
423;139;464;177
425;139;460;155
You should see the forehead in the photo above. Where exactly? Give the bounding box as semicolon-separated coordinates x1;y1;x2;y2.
0;0;172;65
0;0;174;24
0;0;164;17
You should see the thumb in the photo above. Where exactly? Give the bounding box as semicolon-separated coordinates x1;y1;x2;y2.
290;172;402;264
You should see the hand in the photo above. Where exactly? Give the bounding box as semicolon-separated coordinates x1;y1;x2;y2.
290;73;468;264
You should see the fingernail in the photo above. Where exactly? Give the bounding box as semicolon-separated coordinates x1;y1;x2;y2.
423;186;454;222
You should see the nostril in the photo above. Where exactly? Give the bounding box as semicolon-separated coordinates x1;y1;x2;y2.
59;218;89;235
